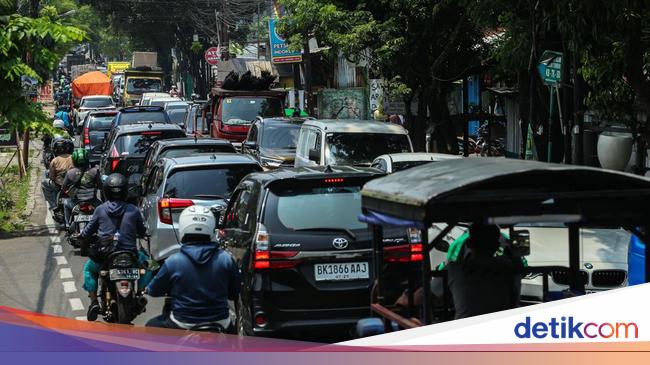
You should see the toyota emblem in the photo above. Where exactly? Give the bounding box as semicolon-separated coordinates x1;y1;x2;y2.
332;237;349;250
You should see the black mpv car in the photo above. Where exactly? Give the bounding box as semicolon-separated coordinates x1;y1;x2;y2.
218;166;423;337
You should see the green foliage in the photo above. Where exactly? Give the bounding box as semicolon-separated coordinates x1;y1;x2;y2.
0;5;85;133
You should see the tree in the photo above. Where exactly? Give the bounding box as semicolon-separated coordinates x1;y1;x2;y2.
278;0;486;151
0;3;84;175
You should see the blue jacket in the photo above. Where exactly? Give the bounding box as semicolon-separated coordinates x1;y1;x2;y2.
146;243;241;323
54;111;70;127
81;201;146;252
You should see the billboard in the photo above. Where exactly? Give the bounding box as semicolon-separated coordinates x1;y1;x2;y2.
268;18;302;64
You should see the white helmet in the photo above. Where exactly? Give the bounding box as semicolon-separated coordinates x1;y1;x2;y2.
53;119;65;129
178;205;216;243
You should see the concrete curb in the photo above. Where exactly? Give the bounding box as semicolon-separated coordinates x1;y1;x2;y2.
24;140;44;224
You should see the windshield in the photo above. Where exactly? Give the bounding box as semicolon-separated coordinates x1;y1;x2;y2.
88;116;114;130
261;123;301;149
221;97;283;126
118;112;168;125
127;78;162;94
115;130;185;156
392;160;433;172
164;165;260;199
267;185;366;231
166;109;187;126
81;98;112;108
326;133;411;165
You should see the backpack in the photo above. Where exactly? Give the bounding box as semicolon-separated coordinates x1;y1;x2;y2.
88;211;125;263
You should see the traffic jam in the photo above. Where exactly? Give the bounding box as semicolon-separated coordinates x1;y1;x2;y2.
42;61;649;342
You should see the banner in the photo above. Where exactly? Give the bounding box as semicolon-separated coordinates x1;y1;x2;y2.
268;19;302;64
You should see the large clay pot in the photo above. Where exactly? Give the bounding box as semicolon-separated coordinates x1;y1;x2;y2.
597;131;634;171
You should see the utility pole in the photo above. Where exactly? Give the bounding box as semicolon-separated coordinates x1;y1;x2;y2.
257;0;261;59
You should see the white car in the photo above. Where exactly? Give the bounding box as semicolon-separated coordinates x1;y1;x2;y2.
428;224;629;303
372;152;461;173
139;92;170;106
76;95;115;130
148;97;182;108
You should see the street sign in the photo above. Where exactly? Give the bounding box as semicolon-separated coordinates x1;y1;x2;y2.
269;18;302;64
538;50;563;86
204;47;220;66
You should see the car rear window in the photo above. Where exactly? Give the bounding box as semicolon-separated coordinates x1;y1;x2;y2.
164;165;261;199
261;123;301;149
115;130;186;156
82;98;112;108
159;145;235;159
266;185;366;231
89;116;115;130
166;109;187;125
392;160;433;172
118;112;168;125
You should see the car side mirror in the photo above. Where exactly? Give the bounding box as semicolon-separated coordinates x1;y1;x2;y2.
243;141;257;150
511;229;531;256
308;148;320;164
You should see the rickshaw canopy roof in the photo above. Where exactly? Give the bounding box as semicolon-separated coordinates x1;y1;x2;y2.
361;158;650;226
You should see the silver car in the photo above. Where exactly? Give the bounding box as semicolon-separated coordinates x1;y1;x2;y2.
139;154;262;261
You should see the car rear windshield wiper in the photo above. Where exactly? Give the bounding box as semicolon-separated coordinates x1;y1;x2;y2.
294;227;357;240
193;194;226;200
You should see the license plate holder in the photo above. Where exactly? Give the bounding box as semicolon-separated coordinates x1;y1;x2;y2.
314;262;369;281
109;268;140;281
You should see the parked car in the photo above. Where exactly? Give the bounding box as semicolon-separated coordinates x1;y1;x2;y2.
113;106;171;127
295;120;413;167
99;123;186;199
140;92;170;106
219;166;421;337
140;154;262;261
139;137;237;196
371;152;461;174
164;101;191;127
242;117;304;169
76;95;115;131
81;110;118;165
184;103;212;137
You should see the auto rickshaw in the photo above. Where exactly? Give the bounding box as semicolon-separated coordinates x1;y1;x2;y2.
358;158;650;332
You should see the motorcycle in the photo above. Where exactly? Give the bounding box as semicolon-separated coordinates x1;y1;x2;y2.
95;250;148;324
68;200;97;256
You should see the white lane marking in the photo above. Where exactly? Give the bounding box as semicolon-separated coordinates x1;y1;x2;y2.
60;268;73;279
62;281;77;293
69;298;84;311
51;236;61;244
54;256;68;265
52;245;63;254
75;316;87;321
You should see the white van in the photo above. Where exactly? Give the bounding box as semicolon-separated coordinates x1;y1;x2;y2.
295;119;413;167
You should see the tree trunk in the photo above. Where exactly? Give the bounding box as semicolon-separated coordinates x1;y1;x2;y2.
303;39;313;116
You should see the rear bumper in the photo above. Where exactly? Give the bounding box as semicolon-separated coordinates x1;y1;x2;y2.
252;306;368;336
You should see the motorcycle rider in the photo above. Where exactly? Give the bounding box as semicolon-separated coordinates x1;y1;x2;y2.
54;106;72;134
80;173;153;321
41;136;74;220
144;206;240;330
61;148;100;229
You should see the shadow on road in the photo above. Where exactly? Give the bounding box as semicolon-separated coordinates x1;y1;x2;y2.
0;225;55;240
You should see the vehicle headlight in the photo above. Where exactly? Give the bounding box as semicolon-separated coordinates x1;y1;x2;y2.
260;157;283;168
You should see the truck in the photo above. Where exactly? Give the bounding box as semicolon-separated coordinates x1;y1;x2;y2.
121;52;165;106
107;61;130;78
209;88;287;147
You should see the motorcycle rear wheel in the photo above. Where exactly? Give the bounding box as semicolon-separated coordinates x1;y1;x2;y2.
116;295;133;324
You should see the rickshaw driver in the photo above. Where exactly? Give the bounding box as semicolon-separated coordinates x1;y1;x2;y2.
395;223;524;318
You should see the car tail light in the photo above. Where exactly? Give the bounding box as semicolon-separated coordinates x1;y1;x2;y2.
79;202;95;213
158;198;194;224
253;223;270;269
83;127;90;146
384;228;424;262
110;146;119;172
141;131;162;135
324;178;344;183
254;312;267;327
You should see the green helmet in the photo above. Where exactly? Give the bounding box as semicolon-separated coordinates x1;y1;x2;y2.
71;148;89;167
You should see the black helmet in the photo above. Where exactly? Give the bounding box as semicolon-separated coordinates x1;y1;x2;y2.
103;173;128;201
52;138;73;156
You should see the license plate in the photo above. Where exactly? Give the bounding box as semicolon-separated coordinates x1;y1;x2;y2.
109;268;140;281
314;262;369;281
74;215;92;222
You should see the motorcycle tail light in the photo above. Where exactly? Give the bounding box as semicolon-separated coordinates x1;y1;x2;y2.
79;202;95;213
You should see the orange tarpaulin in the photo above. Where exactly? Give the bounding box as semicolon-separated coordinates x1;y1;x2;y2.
72;71;111;98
